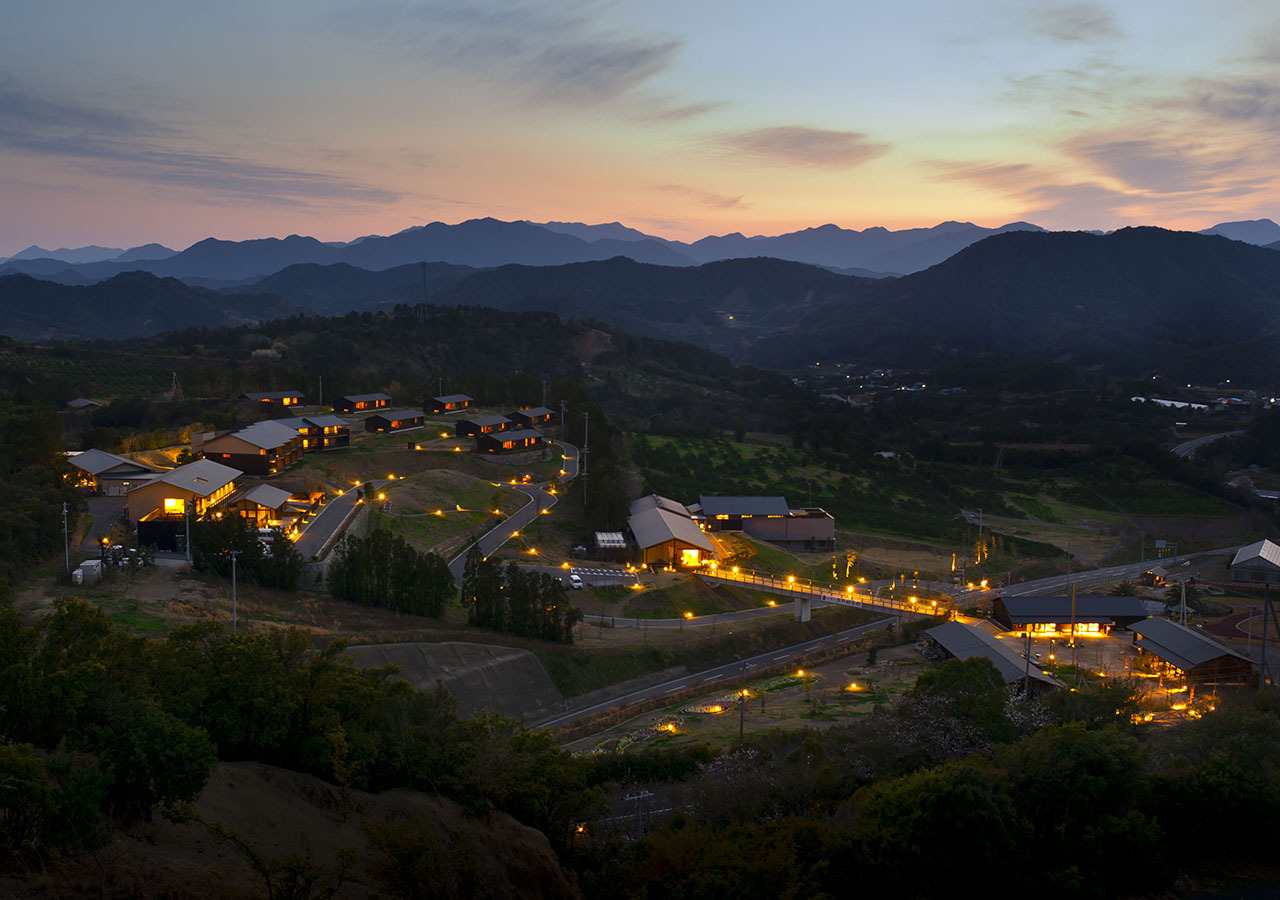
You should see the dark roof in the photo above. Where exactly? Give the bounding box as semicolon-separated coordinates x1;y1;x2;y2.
370;409;423;421
510;406;554;417
1129;616;1250;670
999;595;1149;624
699;495;791;517
301;415;349;428
239;391;301;400
927;621;1063;687
461;415;512;428
481;428;543;441
67;449;159;477
341;392;391;403
431;394;473;404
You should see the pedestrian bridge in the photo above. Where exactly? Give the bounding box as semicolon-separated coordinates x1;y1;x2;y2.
696;564;946;622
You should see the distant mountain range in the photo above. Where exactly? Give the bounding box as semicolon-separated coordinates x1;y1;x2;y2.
6;224;1280;382
6;216;1279;287
750;227;1280;382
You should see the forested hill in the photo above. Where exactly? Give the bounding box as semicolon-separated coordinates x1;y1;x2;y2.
427;255;876;360
116;304;804;433
751;227;1280;381
0;271;297;342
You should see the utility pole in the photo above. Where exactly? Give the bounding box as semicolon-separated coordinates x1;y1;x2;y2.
625;790;652;836
1261;586;1272;691
1023;626;1032;695
581;411;589;506
1070;583;1078;671
228;550;241;634
185;507;192;569
62;502;70;577
559;399;567;441
1180;581;1188;627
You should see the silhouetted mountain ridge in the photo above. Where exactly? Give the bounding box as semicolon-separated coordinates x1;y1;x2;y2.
751;227;1280;381
0;271;296;342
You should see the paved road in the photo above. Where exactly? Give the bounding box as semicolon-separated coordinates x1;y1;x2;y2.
1003;546;1238;596
1172;431;1243;459
447;440;580;582
532;614;896;730
295;483;379;560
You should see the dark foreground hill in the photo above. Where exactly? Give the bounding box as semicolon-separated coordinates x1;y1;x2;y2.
752;227;1280;381
0;271;297;342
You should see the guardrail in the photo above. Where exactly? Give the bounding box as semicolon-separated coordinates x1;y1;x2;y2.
697;564;947;616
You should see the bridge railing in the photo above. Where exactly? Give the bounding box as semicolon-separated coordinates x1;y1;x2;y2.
698;564;947;615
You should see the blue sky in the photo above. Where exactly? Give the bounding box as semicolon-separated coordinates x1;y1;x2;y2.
4;0;1280;253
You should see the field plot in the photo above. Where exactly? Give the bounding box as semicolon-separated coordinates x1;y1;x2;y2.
572;644;932;753
370;468;526;555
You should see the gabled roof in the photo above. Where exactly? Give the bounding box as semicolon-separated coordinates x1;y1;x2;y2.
66;397;102;409
1231;539;1280;569
239;484;294;510
273;417;310;430
461;415;512;428
239;391;302;400
927;621;1064;687
220;419;300;450
67;448;158;477
431;394;473;404
370;408;424;421
999;595;1149;623
700;495;791;517
629;493;691;518
134;459;241;497
510;406;554;418
1129;616;1250;671
628;507;715;553
341;392;391;403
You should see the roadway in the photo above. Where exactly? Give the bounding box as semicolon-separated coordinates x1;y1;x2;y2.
446;440;579;582
532;614;896;730
295;481;381;560
1172;431;1243;459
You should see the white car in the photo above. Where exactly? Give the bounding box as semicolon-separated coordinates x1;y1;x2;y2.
569;573;583;589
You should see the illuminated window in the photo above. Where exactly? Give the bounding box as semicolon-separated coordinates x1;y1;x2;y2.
680;549;701;567
163;498;186;515
282;397;293;405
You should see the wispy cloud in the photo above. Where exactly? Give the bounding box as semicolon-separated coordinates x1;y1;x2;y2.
1024;2;1124;44
337;1;681;107
653;183;746;209
0;78;398;206
715;126;889;169
1063;134;1247;194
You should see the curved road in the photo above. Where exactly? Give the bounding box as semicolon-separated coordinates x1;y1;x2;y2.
1172;430;1242;459
446;440;579;582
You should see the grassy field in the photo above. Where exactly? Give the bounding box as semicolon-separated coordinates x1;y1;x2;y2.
369;469;528;555
572;642;932;752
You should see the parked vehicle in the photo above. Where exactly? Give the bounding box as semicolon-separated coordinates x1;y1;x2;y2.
569;573;583;589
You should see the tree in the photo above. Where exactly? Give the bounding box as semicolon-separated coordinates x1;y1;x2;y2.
905;656;1014;744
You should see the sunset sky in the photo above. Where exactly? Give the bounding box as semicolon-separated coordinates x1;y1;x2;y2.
5;0;1280;255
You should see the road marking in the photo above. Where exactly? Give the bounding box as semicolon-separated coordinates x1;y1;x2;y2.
772;654;788;660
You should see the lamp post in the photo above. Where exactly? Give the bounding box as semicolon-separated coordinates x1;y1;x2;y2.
228;549;241;634
62;502;70;577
